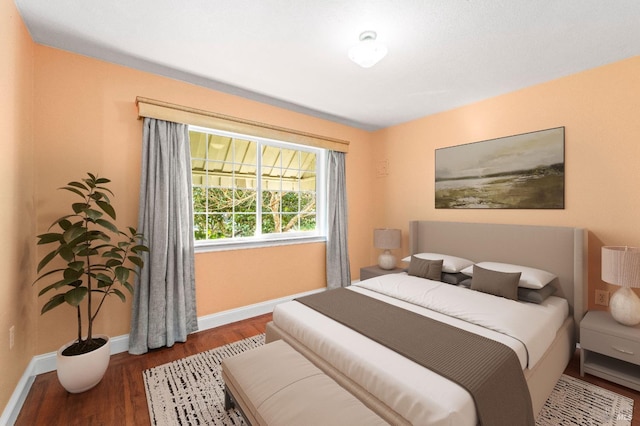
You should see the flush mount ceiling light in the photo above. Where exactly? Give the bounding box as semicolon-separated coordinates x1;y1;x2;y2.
348;31;388;68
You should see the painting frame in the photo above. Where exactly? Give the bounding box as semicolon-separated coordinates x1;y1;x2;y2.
435;127;565;209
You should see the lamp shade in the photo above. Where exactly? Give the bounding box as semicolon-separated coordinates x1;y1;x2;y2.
602;246;640;288
374;228;401;250
602;246;640;326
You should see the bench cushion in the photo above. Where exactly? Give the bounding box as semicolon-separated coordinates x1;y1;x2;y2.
222;339;388;425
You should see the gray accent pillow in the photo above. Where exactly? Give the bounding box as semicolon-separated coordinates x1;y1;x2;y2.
471;265;521;300
441;272;468;285
408;256;443;281
518;285;557;304
459;278;472;288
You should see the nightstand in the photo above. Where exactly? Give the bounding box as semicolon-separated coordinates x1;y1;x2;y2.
580;310;640;391
359;265;405;281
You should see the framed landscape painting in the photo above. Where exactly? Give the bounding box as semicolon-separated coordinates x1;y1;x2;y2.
435;127;565;209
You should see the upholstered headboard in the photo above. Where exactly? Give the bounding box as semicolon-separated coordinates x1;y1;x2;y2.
408;221;587;335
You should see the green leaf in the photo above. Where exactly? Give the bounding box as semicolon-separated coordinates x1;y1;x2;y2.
58;219;72;231
34;268;66;285
96;218;119;233
64;287;88;307
96;200;116;219
89;230;111;243
67;181;89;191
97;280;111;288
123;281;134;294
76;246;99;257
38;280;64;296
41;294;66;314
85;209;104;221
95;187;114;197
111;288;126;303
103;251;123;260
37;249;59;273
63;225;86;243
51;277;82;290
95;177;111;184
63;268;84;281
95;273;113;284
61;186;86;198
115;266;130;283
59;246;76;262
128;255;144;268
131;245;149;254
37;233;63;244
105;259;121;268
72;202;89;214
67;260;85;271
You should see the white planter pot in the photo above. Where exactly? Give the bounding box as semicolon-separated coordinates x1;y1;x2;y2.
56;334;111;393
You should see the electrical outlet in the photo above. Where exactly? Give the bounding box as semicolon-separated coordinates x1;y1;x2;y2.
595;289;609;306
9;325;15;350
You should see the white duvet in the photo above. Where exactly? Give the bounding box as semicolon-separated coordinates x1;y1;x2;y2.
272;273;569;426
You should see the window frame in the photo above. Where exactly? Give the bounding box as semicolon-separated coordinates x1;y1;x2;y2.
190;125;327;252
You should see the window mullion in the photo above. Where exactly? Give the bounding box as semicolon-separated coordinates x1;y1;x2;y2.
204;134;210;239
231;138;236;238
256;141;263;237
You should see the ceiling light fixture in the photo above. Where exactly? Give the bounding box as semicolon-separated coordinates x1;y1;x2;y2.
348;31;388;68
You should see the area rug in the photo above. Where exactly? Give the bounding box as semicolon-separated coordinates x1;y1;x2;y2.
536;374;633;426
144;334;264;426
144;335;634;426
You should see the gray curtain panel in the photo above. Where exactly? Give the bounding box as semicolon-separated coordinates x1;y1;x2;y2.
326;151;351;288
129;118;198;355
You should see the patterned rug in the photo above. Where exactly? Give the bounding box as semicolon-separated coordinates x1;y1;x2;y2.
537;374;633;426
144;334;634;426
144;334;264;426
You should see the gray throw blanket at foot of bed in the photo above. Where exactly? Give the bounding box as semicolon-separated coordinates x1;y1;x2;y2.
296;288;534;426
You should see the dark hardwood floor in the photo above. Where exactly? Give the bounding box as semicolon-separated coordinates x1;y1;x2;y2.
16;313;639;425
15;314;271;426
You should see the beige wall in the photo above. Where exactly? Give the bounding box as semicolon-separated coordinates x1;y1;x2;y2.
370;56;640;310
0;0;37;413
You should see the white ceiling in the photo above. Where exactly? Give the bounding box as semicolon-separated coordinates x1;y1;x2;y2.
15;0;640;131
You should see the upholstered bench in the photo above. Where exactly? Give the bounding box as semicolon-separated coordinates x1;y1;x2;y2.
221;339;388;425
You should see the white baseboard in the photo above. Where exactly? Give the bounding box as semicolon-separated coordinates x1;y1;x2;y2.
1;287;324;425
196;288;323;330
0;358;36;426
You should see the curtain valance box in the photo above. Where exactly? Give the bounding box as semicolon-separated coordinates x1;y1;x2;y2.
136;97;350;153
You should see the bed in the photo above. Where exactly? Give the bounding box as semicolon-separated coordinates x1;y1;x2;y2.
266;221;587;425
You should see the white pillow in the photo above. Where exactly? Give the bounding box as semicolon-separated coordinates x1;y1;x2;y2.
460;262;556;289
401;253;474;273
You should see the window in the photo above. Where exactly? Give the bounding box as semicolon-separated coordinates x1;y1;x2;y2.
190;126;325;247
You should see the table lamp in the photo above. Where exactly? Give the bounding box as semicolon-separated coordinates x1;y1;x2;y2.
374;228;401;270
601;246;640;326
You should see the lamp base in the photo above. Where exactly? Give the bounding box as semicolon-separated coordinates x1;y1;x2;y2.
610;287;640;326
378;251;397;270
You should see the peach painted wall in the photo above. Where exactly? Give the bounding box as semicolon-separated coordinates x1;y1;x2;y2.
32;46;374;355
0;0;37;413
5;0;638;414
370;56;640;311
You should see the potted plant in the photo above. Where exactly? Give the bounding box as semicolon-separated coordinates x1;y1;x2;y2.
34;173;148;393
